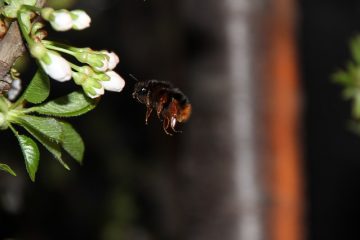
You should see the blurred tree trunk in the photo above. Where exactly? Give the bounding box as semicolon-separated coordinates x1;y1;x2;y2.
164;0;303;240
174;0;266;240
261;0;304;240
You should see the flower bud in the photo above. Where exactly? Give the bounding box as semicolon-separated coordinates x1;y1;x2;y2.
7;78;22;101
29;42;47;59
40;7;54;20
93;55;109;72
39;51;72;82
77;65;94;75
31;22;47;40
71;10;91;30
49;10;73;31
102;71;125;92
103;51;120;70
32;22;45;34
72;71;87;85
75;50;108;72
83;80;105;99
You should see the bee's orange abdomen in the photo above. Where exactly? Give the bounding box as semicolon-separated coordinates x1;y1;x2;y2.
178;103;192;122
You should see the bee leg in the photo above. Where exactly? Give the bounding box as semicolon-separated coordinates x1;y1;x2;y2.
145;107;153;125
146;92;151;106
156;96;167;119
162;117;173;136
170;116;182;133
156;105;163;119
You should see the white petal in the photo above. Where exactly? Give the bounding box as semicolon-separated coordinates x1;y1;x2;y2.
7;89;19;101
51;11;73;31
102;71;125;92
8;79;21;101
40;52;72;82
93;58;109;72
12;78;21;89
87;85;105;98
105;51;119;70
71;10;91;30
94;61;108;72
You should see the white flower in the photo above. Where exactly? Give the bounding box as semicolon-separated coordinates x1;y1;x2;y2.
50;10;73;31
102;71;125;92
29;42;47;59
40;51;72;82
74;50;107;71
103;51;119;70
86;84;105;99
71;10;91;30
8;78;21;101
93;56;109;72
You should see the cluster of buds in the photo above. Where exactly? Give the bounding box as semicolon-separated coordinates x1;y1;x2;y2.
72;66;124;98
1;1;125;99
30;40;124;98
40;8;91;31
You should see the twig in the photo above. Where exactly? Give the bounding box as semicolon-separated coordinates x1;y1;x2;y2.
0;0;46;83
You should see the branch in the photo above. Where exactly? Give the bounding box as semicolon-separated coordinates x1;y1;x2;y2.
0;23;25;79
0;0;46;83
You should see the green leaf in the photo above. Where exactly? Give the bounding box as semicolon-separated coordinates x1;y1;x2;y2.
23;68;50;104
333;70;353;86
30;91;98;117
20;124;70;170
16;134;39;181
60;122;84;164
15;115;62;142
2;0;36;18
343;87;357;99
348;120;360;135
0;163;17;176
351;36;360;65
348;63;360;85
353;93;360;119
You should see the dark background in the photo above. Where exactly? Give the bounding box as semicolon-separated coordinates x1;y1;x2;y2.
300;1;360;239
1;0;360;239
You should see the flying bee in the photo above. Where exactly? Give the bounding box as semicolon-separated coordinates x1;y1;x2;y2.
132;79;191;135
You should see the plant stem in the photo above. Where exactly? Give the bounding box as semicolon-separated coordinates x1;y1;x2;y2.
21;107;34;114
0;96;8;113
8;123;18;136
17;11;33;44
42;40;83;53
10;94;25;110
42;43;75;56
69;62;82;71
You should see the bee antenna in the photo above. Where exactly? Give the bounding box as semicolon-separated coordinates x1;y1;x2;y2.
129;74;140;82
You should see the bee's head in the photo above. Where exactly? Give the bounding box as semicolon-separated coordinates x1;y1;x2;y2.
132;81;149;104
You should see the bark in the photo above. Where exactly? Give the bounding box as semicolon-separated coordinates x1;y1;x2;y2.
0;0;46;91
161;0;303;239
261;0;304;239
169;0;266;239
0;22;25;80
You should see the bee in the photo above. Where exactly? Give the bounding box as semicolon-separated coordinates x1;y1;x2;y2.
132;78;191;135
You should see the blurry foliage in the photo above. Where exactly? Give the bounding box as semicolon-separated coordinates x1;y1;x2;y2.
102;192;138;240
47;0;76;9
0;0;123;181
333;36;360;123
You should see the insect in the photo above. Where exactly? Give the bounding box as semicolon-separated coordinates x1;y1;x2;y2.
132;78;191;135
